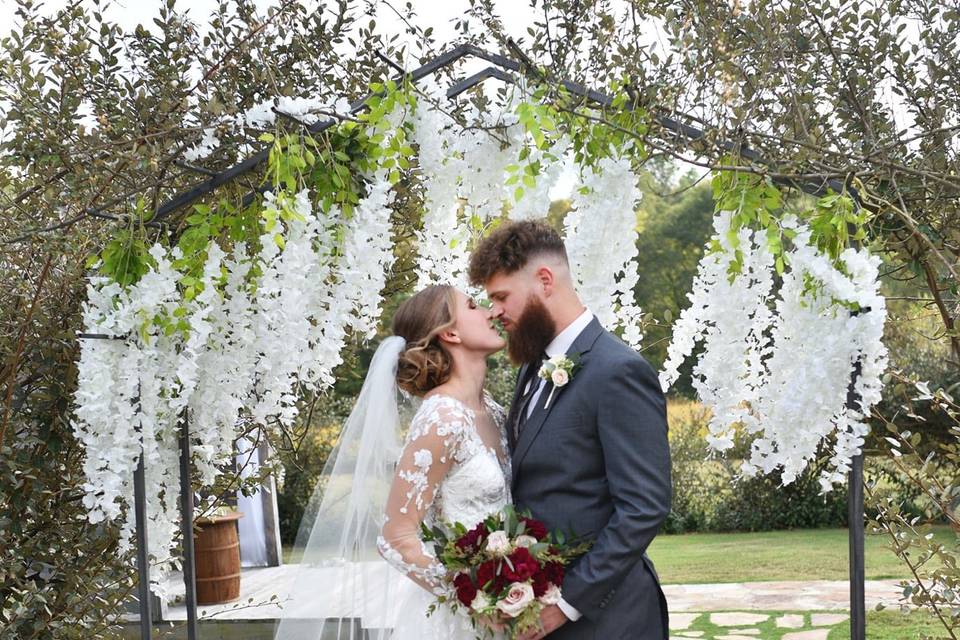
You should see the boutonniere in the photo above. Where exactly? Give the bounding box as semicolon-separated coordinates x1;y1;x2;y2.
537;353;581;409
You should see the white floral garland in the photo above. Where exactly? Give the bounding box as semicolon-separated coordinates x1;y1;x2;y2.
74;108;403;598
661;211;888;489
411;97;474;289
563;155;646;348
659;210;775;451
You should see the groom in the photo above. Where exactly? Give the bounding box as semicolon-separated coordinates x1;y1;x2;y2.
469;219;671;640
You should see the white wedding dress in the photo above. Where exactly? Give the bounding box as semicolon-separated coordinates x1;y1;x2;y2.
378;392;512;639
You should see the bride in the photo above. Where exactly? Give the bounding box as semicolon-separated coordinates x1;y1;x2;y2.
274;284;510;640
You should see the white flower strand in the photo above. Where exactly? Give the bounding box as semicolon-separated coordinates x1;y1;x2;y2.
564;155;646;348
411;97;474;289
746;218;888;488
661;211;888;488
75;120;404;597
660;210;775;451
188;242;260;486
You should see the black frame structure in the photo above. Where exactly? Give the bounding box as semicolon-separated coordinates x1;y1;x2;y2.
77;43;868;640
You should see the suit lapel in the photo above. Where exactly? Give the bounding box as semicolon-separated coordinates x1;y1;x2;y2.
511;317;605;484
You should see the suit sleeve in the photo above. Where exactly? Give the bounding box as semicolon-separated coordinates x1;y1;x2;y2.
560;355;671;618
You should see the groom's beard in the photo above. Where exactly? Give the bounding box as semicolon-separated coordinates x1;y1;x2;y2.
507;295;557;365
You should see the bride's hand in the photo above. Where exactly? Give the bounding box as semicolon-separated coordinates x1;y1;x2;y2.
476;612;507;633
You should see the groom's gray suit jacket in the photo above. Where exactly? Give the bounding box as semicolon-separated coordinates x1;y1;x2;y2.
508;317;671;640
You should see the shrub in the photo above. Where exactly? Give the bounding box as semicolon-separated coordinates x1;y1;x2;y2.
664;399;848;534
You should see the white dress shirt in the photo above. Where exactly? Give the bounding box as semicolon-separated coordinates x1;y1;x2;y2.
521;307;592;622
524;307;594;418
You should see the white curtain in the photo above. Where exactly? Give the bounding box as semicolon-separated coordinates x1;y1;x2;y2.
236;434;269;567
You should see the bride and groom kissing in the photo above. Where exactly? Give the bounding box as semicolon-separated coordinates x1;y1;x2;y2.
283;219;671;640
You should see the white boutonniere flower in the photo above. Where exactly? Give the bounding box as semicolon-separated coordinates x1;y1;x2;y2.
537;353;580;409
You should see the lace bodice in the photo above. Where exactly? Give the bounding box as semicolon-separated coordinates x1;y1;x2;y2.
377;393;511;595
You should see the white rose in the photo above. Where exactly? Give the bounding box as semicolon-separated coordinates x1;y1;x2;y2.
539;584;562;606
495;582;535;618
549;355;566;366
485;530;511;555
470;590;492;612
514;535;538;548
551;368;569;386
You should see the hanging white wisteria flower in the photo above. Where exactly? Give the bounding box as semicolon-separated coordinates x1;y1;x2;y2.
249;189;326;428
457;105;523;222
74;245;189;596
336;101;405;337
659;209;776;451
73;89;413;598
564;155;646;348
411;96;475;289
661;204;888;490
188;242;259;486
745;216;888;488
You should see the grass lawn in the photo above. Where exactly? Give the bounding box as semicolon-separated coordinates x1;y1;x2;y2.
281;526;956;583
829;610;951;639
672;610;951;640
647;526;956;584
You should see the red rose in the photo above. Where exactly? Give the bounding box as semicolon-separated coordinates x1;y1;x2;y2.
453;572;477;607
503;547;539;582
477;560;510;593
545;561;565;585
532;569;550;597
476;560;497;589
455;523;489;554
519;516;548;540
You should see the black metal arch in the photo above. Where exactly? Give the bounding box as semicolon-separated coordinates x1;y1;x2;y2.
138;43;855;226
81;42;867;640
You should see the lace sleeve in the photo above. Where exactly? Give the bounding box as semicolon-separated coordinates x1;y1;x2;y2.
485;393;509;459
377;398;468;594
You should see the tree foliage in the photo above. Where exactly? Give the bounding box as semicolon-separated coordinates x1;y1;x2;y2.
2;0;959;634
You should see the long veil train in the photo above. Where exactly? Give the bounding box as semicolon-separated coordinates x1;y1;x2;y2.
273;336;419;639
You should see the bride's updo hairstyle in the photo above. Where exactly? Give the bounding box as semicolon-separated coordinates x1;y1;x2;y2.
392;285;458;397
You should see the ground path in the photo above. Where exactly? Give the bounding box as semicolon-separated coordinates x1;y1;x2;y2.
157;564;903;625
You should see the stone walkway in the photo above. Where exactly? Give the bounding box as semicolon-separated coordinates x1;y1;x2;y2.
670;611;851;640
666;579;902;611
158;564;904;622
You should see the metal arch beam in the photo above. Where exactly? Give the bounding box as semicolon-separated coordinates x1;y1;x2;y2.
146;42;858;224
446;66;518;98
151;44;482;223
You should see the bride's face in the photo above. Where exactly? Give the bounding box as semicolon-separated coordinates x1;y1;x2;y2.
448;290;506;355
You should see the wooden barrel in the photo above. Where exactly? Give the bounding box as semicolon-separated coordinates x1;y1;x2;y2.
194;511;244;605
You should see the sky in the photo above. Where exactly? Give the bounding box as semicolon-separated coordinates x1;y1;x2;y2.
0;0;540;53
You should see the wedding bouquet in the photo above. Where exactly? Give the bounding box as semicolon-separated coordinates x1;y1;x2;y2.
421;506;592;638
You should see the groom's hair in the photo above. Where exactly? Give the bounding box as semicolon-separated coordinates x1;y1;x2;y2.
468;219;568;285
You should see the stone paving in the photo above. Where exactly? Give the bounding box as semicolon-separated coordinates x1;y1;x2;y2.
669;611;848;640
161;563;904;621
154;565;882;640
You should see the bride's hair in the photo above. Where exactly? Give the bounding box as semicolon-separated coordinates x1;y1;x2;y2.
392;285;458;396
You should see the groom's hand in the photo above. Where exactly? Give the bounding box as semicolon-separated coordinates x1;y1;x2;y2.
518;604;568;640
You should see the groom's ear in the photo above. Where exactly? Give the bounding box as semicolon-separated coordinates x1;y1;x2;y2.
534;265;555;295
